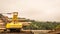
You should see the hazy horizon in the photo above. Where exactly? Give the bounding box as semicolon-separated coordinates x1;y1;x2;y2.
0;0;60;22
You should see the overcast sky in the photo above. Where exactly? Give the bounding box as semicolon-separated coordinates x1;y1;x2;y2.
0;0;60;22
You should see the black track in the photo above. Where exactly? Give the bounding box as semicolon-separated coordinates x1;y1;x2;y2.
0;31;34;34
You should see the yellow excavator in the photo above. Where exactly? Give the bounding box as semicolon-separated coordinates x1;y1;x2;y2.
0;12;34;34
6;12;23;32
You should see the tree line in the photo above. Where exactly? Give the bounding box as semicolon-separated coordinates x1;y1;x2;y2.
24;20;60;30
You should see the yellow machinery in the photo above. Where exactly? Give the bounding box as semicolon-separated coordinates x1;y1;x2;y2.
6;12;23;31
0;12;34;34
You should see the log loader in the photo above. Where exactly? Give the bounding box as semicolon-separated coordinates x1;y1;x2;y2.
6;12;23;32
0;12;34;34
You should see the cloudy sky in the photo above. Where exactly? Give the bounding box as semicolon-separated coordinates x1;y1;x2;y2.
0;0;60;22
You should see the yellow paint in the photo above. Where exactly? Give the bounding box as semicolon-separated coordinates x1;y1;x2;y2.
6;22;22;28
